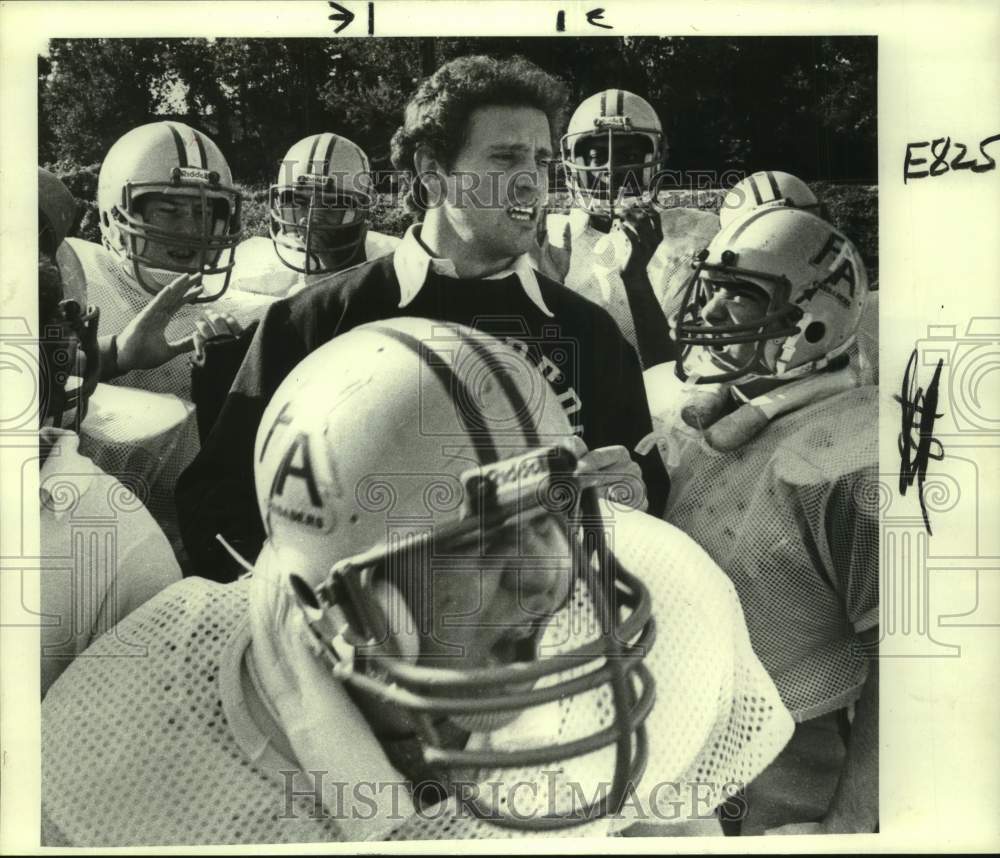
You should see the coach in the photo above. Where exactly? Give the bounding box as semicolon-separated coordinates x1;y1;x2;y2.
176;55;669;581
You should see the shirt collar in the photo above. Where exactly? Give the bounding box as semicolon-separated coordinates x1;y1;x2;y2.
393;224;553;318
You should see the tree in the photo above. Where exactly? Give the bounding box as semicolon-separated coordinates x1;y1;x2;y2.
41;39;169;165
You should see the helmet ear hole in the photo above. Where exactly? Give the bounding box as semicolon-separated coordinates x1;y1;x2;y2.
804;321;826;343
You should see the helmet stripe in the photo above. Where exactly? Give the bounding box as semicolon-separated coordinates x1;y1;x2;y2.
459;333;541;449
192;129;208;169
765;170;781;200
306;133;324;174
599;90;607;116
321;133;339;174
369;325;500;465
616;88;625;116
748;173;764;205
165;122;188;168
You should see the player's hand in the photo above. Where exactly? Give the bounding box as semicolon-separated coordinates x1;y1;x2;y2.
568;437;648;512
620;204;664;275
190;309;243;363
537;215;573;282
114;272;206;373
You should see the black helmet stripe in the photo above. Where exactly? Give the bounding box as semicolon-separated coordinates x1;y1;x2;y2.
600;90;607;116
165;122;188;168
321;133;339;175
306;133;324;174
458;332;541;449
748;173;764;205
765;170;781;200
616;89;625;116
370;325;500;465
192;129;208;169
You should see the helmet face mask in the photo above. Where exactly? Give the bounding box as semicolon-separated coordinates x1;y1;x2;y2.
672;207;868;385
269;178;371;275
97;122;243;301
269;133;374;275
253;319;656;829
560;91;665;220
40;299;101;432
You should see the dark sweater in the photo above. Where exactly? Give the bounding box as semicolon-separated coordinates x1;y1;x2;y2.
176;252;669;581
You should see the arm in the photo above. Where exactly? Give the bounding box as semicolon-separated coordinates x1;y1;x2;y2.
175;299;310;581
619;207;679;370
98;272;241;380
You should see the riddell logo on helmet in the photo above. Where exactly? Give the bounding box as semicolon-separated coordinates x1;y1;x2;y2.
177;166;212;182
478;449;553;492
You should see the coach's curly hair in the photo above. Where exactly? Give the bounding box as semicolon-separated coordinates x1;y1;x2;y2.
390;55;569;216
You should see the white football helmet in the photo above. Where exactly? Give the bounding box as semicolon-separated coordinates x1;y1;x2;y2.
269;133;374;275
97;121;242;299
560;90;665;219
718;170;820;229
672;206;868;384
254;318;656;829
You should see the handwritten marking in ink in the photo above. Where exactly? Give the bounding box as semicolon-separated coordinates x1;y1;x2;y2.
895;348;945;534
904;133;1000;183
327;1;355;34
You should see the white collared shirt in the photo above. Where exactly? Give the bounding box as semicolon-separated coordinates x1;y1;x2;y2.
392;224;553;318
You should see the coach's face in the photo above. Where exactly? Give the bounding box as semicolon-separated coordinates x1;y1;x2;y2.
439;105;553;263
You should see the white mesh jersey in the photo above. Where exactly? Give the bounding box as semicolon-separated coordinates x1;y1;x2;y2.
647;375;879;721
535;208;720;360
228;233;402;298
42;506;791;846
60;237;277;402
76;383;200;564
38;428;181;698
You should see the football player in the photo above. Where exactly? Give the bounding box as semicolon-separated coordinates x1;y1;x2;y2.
57;121;277;403
43;319;792;845
534;89;720;367
36;254;181;697
714;170;878;384
228;133;400;298
643;206;878;834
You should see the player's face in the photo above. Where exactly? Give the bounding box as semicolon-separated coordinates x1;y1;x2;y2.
578;134;652;196
441;105;553;262
137;192;225;270
282;190;365;271
701;278;771;369
419;514;574;672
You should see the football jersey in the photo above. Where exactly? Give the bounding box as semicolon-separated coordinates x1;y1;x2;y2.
646;372;879;721
59;237;276;402
76;383;200;565
42;505;792;845
536;207;720;359
38;428;181;697
229;233;402;298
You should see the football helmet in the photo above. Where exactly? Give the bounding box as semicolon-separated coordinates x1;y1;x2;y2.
37;255;100;430
269;133;374;275
97;121;242;300
254;318;656;829
718;170;820;229
672;206;868;384
560;90;665;219
38;167;78;256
